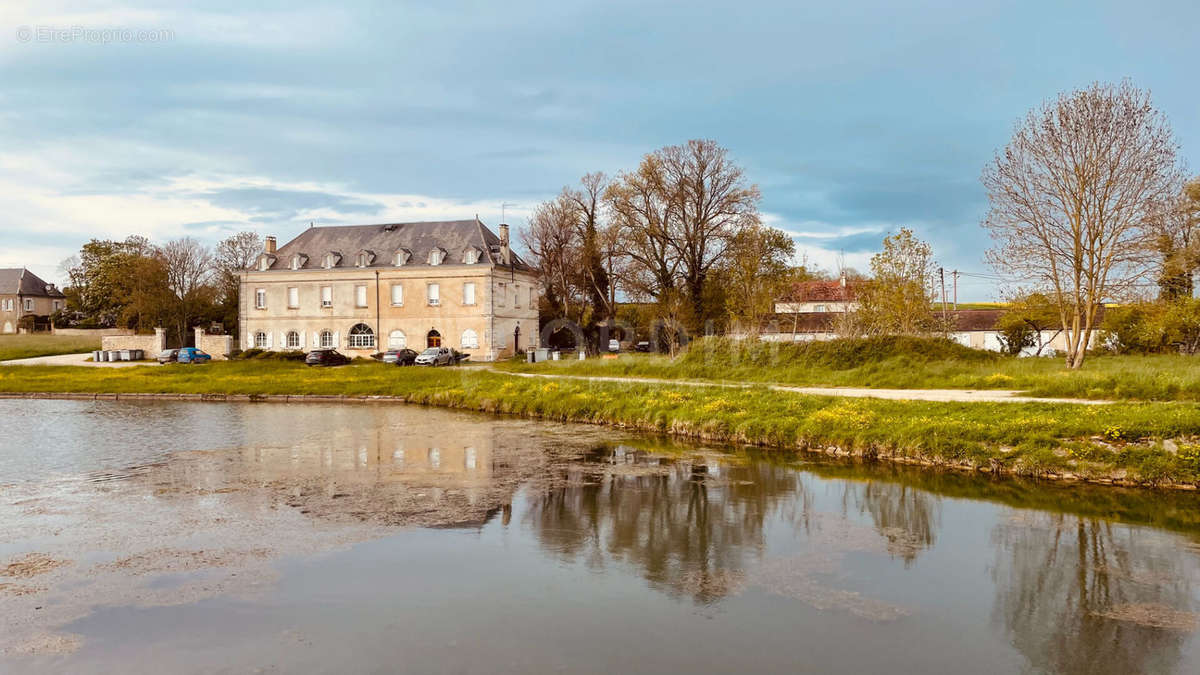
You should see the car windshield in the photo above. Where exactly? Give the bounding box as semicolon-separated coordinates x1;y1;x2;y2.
420;348;439;355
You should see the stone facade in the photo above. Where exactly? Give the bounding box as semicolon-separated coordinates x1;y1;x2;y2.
239;220;539;360
195;328;233;359
0;268;66;334
102;328;166;355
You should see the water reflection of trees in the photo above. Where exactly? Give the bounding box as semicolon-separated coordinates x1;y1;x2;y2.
525;447;806;603
991;513;1197;675
840;481;940;565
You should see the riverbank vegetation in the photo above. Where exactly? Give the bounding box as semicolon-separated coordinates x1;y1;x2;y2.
501;336;1200;402
0;335;101;361
2;360;1200;487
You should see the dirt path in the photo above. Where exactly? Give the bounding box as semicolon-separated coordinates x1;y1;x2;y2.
0;353;151;368
492;369;1111;405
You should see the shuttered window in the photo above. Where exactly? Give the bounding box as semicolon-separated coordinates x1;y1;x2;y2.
355;285;368;308
391;284;403;306
463;282;475;306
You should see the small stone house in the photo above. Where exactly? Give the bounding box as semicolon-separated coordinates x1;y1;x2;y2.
0;268;65;334
774;276;864;314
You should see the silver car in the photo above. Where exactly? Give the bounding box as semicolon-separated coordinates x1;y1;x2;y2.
414;347;453;366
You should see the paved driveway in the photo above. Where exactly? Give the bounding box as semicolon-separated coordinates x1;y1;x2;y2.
0;353;155;368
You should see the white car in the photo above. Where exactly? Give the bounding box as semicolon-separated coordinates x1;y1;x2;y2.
608;339;620;352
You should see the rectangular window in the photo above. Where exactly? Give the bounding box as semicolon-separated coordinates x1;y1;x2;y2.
427;283;440;306
23;298;33;312
514;284;521;308
496;283;506;307
355;285;368;308
255;289;266;309
390;283;403;306
321;286;332;308
529;287;536;307
463;282;475;306
287;287;299;308
3;299;12;311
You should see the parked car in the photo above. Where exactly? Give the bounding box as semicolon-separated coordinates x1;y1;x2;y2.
414;347;454;366
382;348;419;366
634;341;651;353
608;339;620;352
176;347;212;364
451;349;470;364
156;349;180;364
306;349;352;367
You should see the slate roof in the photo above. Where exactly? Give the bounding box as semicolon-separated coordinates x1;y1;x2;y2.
265;220;531;272
0;268;65;297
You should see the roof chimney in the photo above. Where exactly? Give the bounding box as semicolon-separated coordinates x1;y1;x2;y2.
498;224;511;266
265;236;277;254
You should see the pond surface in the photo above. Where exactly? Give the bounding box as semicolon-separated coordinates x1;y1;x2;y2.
2;399;1200;674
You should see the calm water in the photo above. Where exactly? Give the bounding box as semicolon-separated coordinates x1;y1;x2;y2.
2;399;1200;674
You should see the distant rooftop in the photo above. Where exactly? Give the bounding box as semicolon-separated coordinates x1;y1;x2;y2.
0;268;64;297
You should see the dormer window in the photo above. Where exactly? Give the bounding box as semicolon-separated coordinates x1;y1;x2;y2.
258;257;270;271
428;248;446;266
463;248;480;265
355;250;374;268
323;252;341;269
394;249;412;267
289;254;306;271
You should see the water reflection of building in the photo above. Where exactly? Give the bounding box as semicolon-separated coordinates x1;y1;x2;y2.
161;404;559;529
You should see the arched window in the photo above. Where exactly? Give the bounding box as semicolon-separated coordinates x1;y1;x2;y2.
285;331;301;349
290;255;302;270
348;323;375;349
258;257;270;271
319;330;335;349
394;249;411;266
356;252;368;268
461;329;479;349
253;331;268;349
426;330;442;348
388;330;407;349
428;248;445;266
323;253;336;269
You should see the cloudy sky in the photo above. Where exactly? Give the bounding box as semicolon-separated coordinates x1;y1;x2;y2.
2;0;1197;300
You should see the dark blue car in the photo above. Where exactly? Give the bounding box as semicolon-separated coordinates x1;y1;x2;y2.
175;347;212;364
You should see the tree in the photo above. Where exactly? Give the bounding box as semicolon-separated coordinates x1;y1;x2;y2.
722;223;796;334
1152;176;1200;300
853;228;938;336
996;291;1063;356
608;140;760;332
160;237;215;345
214;231;263;331
523;195;584;326
61;236;156;327
566;173;616;325
982;81;1183;369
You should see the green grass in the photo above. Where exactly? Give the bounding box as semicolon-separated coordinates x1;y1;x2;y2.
500;336;1200;402
2;359;1200;486
0;334;102;361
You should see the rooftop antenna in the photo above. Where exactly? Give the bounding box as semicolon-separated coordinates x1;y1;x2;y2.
500;201;517;223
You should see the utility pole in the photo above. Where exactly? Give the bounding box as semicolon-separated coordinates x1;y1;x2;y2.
952;270;958;310
939;267;948;332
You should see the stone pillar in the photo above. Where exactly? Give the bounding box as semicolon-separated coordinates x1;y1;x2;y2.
154;327;166;353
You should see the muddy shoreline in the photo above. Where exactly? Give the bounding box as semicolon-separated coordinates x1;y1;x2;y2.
1;390;1194;492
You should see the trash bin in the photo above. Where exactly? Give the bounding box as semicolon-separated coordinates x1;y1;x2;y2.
92;350;103;362
132;349;144;361
107;350;120;362
119;349;131;361
527;350;536;363
578;351;586;360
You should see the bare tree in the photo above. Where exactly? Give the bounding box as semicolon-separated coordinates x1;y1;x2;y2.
523;196;583;325
982;81;1183;368
160;237;215;344
213;231;263;332
1150;177;1200;300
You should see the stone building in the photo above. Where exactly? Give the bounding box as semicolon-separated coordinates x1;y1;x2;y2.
0;268;65;334
239;219;539;360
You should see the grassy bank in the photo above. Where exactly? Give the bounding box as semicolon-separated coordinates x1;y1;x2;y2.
2;360;1200;487
500;337;1200;402
0;334;101;361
